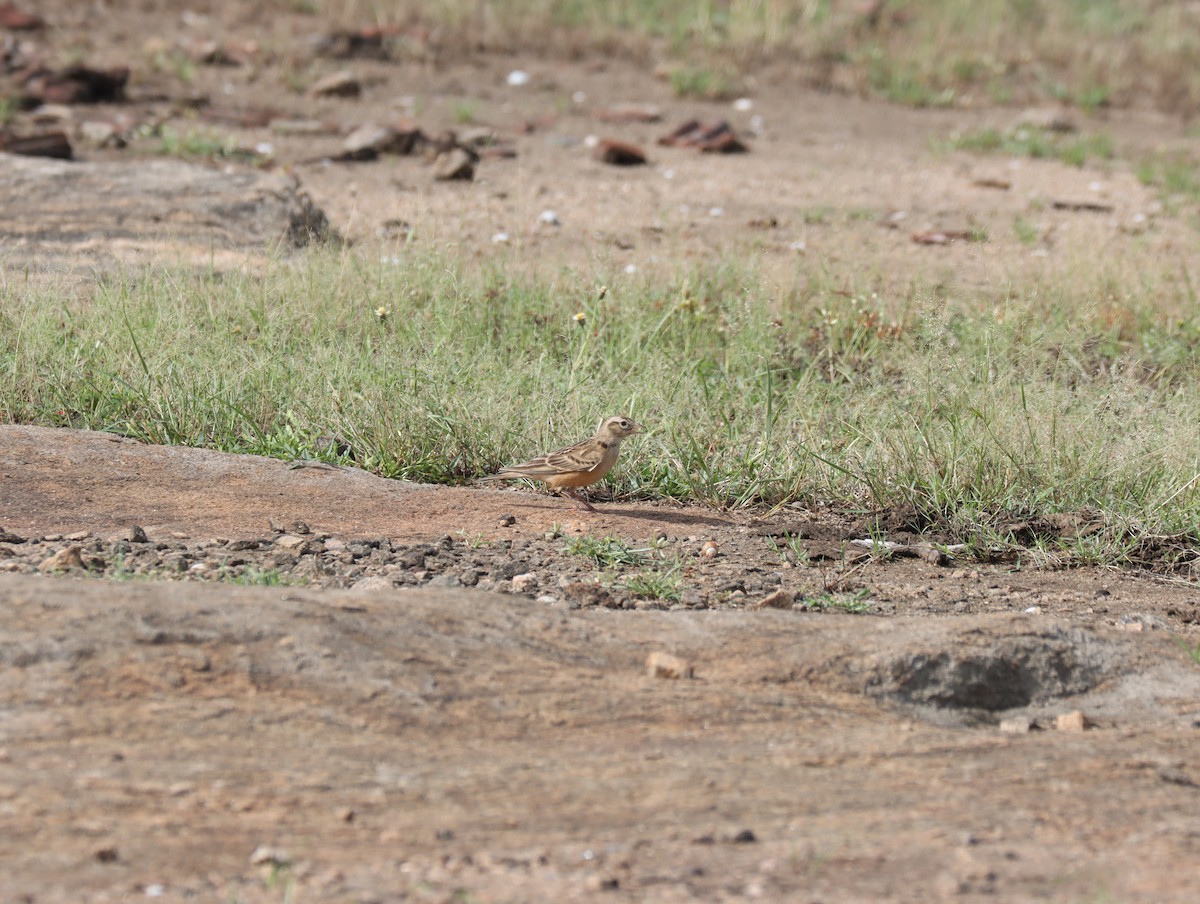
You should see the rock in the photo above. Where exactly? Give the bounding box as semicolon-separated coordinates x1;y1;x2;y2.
510;572;538;593
1055;710;1092;732
340;122;421;160
497;514;516;527
0;155;332;271
751;588;794;610
19;64;129;105
646;651;693;679
0;527;26;544
92;845;119;864
433;147;475;181
998;716;1034;734
594;139;646;166
561;581;617;609
584;875;620;891
274;534;310;551
0;130;72;159
38;545;86;573
226;538;261;552
0;2;45;29
458;126;497;147
78;120;125;148
249;845;290;867
120;525;149;544
30;104;73;124
658;119;748;153
309;70;361;98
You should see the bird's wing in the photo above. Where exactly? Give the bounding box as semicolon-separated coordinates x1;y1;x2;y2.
498;439;605;478
544;438;607;473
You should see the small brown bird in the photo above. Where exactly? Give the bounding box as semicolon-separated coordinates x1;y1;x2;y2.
482;415;644;512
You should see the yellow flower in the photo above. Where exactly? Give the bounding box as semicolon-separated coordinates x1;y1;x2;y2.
574;311;587;323
375;306;390;321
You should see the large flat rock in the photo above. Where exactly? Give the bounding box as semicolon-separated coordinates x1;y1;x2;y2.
0;153;330;272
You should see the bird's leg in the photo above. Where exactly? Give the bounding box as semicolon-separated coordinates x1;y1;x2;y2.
564;488;598;513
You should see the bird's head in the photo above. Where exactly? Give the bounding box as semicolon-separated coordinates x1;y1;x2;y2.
599;415;643;441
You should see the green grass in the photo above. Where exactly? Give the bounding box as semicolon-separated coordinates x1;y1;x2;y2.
945;127;1114;168
565;536;645;568
668;64;739;100
4;246;1200;568
624;563;683;602
138;124;246;162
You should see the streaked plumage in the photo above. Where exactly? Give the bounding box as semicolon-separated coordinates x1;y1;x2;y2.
482;415;643;512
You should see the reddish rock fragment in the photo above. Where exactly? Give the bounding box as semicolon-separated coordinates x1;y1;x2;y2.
659;119;748;153
0;2;43;30
595;138;646;166
0;129;71;159
20;64;129;105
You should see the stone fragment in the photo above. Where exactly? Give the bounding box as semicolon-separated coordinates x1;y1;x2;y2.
340;122;421;160
1055;710;1092;732
750;588;794;610
510;572;538;593
19;64;129;105
0;527;26;544
561;581;617;608
658;119;748;153
309;70;361;98
0;2;45;29
0;130;72;159
998;716;1034;734
594;139;646;166
646;651;693;679
30;104;73;124
38;545;85;573
78;120;125;148
120;525;149;544
432;147;475;181
249;845;290;867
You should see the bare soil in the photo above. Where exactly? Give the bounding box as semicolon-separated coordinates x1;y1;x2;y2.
4;3;1200;902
